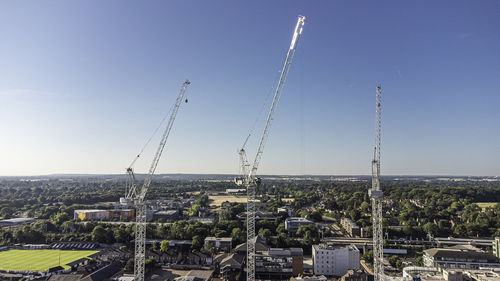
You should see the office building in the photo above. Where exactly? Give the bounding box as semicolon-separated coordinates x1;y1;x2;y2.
312;244;360;276
74;209;134;221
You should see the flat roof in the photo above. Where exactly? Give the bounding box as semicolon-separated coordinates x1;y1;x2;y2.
424;248;499;262
205;237;232;242
286;217;313;223
0;218;35;222
313;244;359;251
0;218;35;223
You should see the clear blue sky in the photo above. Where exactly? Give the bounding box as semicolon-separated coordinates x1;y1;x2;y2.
1;1;499;176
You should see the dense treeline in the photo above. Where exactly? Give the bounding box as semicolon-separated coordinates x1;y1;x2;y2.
0;177;499;249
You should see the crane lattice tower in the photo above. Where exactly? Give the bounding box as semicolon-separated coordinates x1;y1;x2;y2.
369;85;384;281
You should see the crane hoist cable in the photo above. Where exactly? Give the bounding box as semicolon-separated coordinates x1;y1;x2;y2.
241;68;283;151
127;89;189;170
133;80;191;281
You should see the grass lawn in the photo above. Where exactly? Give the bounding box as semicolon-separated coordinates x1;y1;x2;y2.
475;202;498;210
0;249;99;272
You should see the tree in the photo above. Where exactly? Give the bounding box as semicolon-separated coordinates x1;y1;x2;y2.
360;202;370;213
52;212;70;226
309;210;322;222
188;204;201;217
124;259;134;272
114;227;129;244
363;250;374;265
145;257;156;270
191;235;203;251
231;228;245;245
196;193;210;207
403;225;414;237
0;207;13;219
349;209;361;221
152;241;159;251
91;226;107;243
258;228;273;242
389;255;401;268
453;224;467;237
160;240;169;252
423;222;438;236
302;231;314;248
414;256;424;267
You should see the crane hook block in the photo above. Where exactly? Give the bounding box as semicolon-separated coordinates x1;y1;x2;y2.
185;98;188;103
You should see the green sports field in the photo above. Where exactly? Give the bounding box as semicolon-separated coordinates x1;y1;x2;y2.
0;249;99;272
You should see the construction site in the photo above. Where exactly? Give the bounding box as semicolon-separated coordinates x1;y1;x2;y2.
1;2;500;281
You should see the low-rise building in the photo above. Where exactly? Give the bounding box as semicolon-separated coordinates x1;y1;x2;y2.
285;217;314;234
237;211;279;222
234;236;269;255
312;244;360;277
152;209;180;221
290;276;328;281
219;253;245;281
204;237;232;253
0;217;35;227
402;266;443;281
255;248;304;280
403;266;500;281
277;206;292;216
494;237;500;259
341;218;361;237
423;247;500;270
225;188;246;194
341;269;372;281
73;209;134;221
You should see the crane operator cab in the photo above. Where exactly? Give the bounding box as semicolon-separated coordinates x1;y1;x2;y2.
255;177;262;186
234;177;245;186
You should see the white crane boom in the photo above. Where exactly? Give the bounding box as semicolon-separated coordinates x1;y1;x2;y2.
133;80;190;281
369;85;384;281
237;15;305;281
249;16;305;180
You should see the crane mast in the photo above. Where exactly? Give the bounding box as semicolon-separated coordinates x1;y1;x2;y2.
369;85;384;281
133;80;190;281
237;15;305;281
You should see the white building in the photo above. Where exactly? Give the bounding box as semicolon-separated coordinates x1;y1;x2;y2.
494;237;500;258
285;217;314;234
312;244;360;276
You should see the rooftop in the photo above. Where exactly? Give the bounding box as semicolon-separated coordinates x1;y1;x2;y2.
154;210;178;215
424;247;499;262
234;236;269;253
186;270;214;281
0;217;35;223
313;243;359;251
205;237;232;242
286;217;313;223
0;218;35;226
267;248;303;257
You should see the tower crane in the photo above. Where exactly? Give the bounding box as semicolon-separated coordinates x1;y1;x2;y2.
369;85;384;281
127;80;190;281
235;16;305;281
